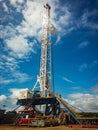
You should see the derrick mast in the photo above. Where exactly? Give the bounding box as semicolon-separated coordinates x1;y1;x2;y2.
39;4;55;97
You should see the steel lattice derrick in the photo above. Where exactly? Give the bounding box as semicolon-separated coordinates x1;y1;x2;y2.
39;4;55;97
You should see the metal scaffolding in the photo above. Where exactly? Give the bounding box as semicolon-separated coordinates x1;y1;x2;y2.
33;4;56;97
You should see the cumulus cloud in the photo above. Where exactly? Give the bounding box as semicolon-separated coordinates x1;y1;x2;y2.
0;0;73;59
67;93;98;112
6;35;36;58
0;95;7;103
9;0;25;12
16;1;42;38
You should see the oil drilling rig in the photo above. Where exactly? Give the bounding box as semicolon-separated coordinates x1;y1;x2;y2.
16;4;61;126
15;4;98;127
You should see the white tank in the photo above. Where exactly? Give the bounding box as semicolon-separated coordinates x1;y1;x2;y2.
18;90;32;100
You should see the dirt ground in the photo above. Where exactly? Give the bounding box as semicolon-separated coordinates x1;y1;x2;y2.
0;125;98;130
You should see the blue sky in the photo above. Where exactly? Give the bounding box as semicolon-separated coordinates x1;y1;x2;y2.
0;0;98;112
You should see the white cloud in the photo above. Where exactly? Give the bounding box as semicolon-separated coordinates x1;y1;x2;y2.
0;76;14;84
81;9;98;29
0;71;32;85
79;63;87;71
0;54;18;84
16;0;65;38
69;93;86;99
55;35;61;44
67;93;98;112
58;7;71;26
0;54;32;85
9;0;24;12
1;54;19;70
55;6;72;34
79;60;98;72
61;76;73;83
64;26;75;35
0;0;73;60
0;57;14;84
78;41;90;49
0;52;32;85
6;35;36;58
0;95;7;103
0;24;17;39
0;0;74;86
16;1;42;37
9;0;24;5
13;71;32;83
2;2;8;12
0;88;29;110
